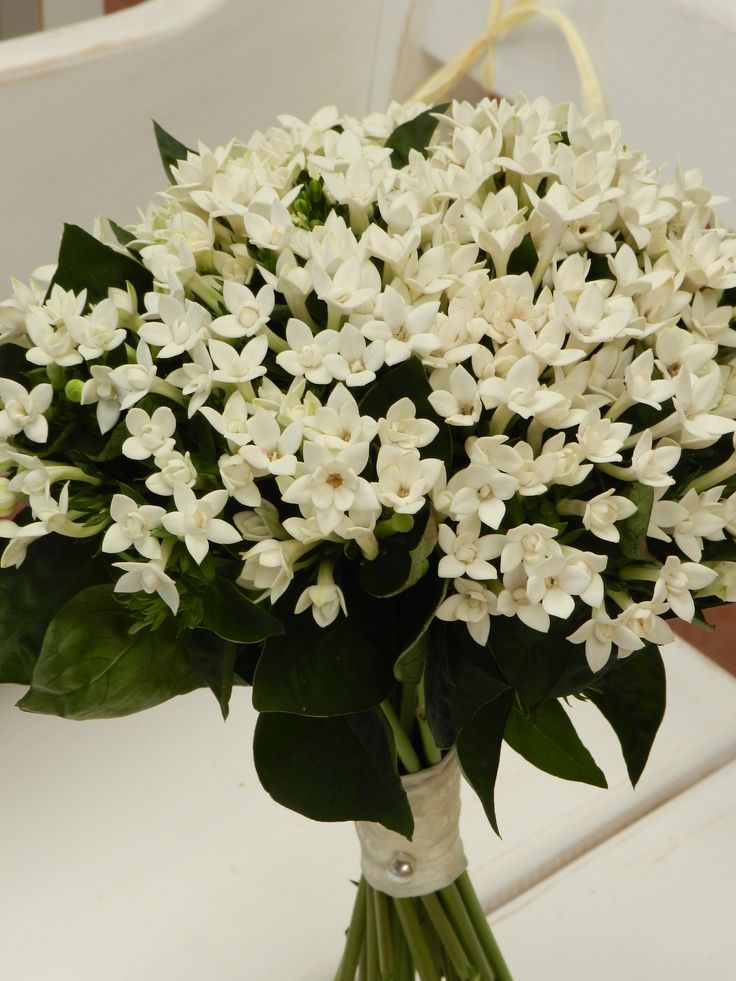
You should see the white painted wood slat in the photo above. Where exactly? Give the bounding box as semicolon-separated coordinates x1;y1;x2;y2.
1;640;734;979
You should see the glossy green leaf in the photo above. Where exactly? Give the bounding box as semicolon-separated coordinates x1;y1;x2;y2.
17;585;199;719
153;120;193;182
393;579;447;683
49;224;152;307
504;700;608;788
109;220;135;247
253;709;413;836
456;690;515;835
385;103;449;169
185;629;239;720
201;579;283;644
0;536;108;685
587;644;666;786
253;590;394;716
425;621;510;749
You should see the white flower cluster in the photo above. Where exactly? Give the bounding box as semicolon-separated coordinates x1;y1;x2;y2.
2;96;736;672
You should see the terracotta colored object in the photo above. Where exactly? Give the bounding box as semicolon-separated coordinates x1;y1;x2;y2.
672;606;736;677
104;0;146;13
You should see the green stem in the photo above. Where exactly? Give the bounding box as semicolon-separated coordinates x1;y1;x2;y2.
440;882;495;981
420;892;475;978
456;872;513;981
417;676;441;766
365;884;378;981
395;899;442;981
487;405;514;436
335;879;367;981
373;888;394;979
399;681;418;735
381;700;421;774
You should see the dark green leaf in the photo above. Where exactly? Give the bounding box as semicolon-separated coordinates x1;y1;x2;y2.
425;621;510;749
49;224;152;307
456;690;515;835
109;220;135;247
504;700;608;788
360;357;452;470
0;536;109;685
253;590;395;716
153;120;193;182
201;579;283;644
506;233;538;276
253;709;413;836
487;614;576;707
587;645;666;786
393;578;447;683
385;104;449;169
186;629;238;720
618;483;655;560
17;585;199;719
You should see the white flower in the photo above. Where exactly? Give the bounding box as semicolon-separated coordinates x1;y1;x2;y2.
238;537;310;601
673;367;736;442
161;483;240;564
576;410;631;463
374;446;444;515
239;409;302;476
428;365;483;426
81;365;123;433
110;340;157;410
487;523;561;574
629;431;681;488
652;555;717;621
0;518;48;568
294;562;347;627
321;323;385;388
102;494;165;559
436;578;497;646
311;256;381;314
0;380;52;443
166;344;214;417
648;487;725;561
617;600;674;653
479;354;566;419
211;282;274;339
443;463;517;529
200;390;251;447
582;489;638;543
282;441;376;535
361;284;440;364
303;384;378;451
67;299;126;361
113;559;179;615
525;553;591;619
496;566;550;632
567;610;644;672
122;406;176;461
243;186;296;251
437;515;498;580
209;335;268;385
276;319;339;385
139;296;212;359
145;450;198;497
378;397;439;449
218;451;261;507
25;314;82;367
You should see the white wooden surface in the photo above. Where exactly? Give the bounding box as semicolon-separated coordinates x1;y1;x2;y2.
0;0;383;285
2;639;735;980
491;760;736;980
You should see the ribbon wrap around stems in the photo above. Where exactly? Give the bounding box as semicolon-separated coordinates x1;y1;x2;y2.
407;0;605;117
355;750;467;899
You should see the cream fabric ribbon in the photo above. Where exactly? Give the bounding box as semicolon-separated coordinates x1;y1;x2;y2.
407;0;605;115
355;751;467;898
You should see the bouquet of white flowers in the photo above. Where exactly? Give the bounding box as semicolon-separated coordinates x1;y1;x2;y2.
2;93;735;978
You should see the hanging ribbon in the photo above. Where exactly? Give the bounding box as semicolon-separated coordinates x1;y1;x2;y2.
407;0;605;116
